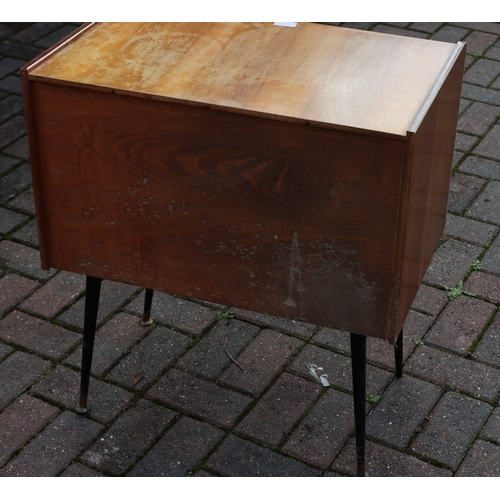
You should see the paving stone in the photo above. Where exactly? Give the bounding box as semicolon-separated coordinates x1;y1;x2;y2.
411;284;449;316
7;186;35;213
0;273;39;314
66;312;153;376
0;310;80;359
454;132;479;152
0;240;54;280
11;218;39;246
372;25;427;39
147;368;252;428
193;469;217;476
128;416;224;477
467;180;500;224
423;238;482;288
458;102;500;136
366;375;442;449
365;310;434;371
0;155;19;175
459;97;473;114
217;329;303;396
206;434;319;477
481;407;500;445
333;438;452;477
0;95;24;124
107;326;190;389
0;74;22;95
464;58;500;86
0;40;44;61
57;280;139;329
474;125;500;160
0;163;31;203
459;156;500;180
461;82;500;107
230;306;317;339
34;25;80;49
81;399;177;475
311;327;350;354
409;22;444;34
444;213;498;245
235;372;321;447
60;463;105;477
430;25;469;43
463;31;499;56
405;345;500;402
452;22;500;35
5;136;29;160
10;22;64;43
456;439;500;476
486;51;500;66
481;233;500;275
126;290;217;336
0;410;103;476
410;392;492;469
288;343;392;396
0;115;25;150
0;58;24;80
176;318;260;379
282;388;354;468
19;271;85;318
0;207;27;234
32;365;134;423
473;313;500;368
466;271;500;302
339;22;374;30
309;325;425;372
447;173;486;213
0;394;60;467
424;295;496;355
0;351;51;409
0;343;13;361
0;25;16;38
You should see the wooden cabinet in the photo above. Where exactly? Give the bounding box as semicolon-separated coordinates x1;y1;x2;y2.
22;22;465;345
22;22;466;476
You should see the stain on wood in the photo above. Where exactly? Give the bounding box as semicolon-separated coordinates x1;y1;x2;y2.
22;23;466;342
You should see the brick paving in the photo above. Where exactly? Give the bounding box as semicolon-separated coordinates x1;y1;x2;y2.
1;22;500;477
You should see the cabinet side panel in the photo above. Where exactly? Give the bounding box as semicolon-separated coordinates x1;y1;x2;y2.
30;81;405;338
20;71;50;269
396;47;465;335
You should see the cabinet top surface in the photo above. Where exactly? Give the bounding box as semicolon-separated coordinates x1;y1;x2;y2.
27;22;459;136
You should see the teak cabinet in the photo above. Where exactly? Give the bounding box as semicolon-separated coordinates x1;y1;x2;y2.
22;22;465;475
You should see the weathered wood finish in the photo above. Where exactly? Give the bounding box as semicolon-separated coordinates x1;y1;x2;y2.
22;23;466;343
27;22;458;138
394;46;466;334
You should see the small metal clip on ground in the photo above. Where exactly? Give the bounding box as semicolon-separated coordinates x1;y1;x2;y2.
307;363;330;387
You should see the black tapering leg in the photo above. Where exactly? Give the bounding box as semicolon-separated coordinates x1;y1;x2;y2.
140;288;154;326
350;332;366;477
395;329;403;378
78;276;102;413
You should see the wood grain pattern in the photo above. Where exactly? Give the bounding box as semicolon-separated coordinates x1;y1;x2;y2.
22;23;465;343
394;43;466;334
28;22;457;137
29;81;406;338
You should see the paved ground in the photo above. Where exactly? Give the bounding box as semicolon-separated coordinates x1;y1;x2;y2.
1;22;500;477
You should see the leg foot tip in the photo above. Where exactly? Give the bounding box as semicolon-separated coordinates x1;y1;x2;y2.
140;318;154;326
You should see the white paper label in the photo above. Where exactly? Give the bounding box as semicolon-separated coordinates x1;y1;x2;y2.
274;22;297;27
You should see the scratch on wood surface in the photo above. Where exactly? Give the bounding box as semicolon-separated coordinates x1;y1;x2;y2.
284;232;305;307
